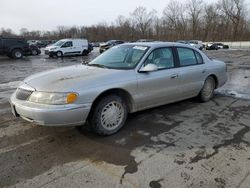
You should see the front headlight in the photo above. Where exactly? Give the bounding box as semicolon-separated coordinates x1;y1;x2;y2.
28;91;78;105
50;47;57;51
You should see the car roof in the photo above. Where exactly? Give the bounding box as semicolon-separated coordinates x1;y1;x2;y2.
120;42;197;49
60;38;87;41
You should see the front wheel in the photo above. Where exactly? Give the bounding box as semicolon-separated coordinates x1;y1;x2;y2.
56;51;63;57
89;95;128;135
199;76;215;102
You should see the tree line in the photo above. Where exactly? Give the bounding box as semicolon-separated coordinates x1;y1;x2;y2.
1;0;249;42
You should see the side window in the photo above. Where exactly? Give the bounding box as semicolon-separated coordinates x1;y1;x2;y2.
62;41;72;48
130;49;145;65
177;48;197;66
145;48;174;69
194;51;203;64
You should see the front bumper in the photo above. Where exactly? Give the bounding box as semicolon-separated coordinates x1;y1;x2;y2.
10;94;91;126
45;50;57;56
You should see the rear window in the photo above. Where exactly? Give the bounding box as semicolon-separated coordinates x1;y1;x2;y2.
177;48;197;66
194;51;203;64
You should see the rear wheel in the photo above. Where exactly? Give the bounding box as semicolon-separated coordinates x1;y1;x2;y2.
31;49;38;55
89;95;128;135
199;76;216;102
82;50;88;56
11;49;23;59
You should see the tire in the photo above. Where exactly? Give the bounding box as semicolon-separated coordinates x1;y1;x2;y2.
89;95;128;135
56;51;63;57
11;49;23;59
31;49;38;56
199;76;216;102
82;50;88;56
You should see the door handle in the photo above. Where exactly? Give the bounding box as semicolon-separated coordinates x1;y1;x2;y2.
171;74;178;79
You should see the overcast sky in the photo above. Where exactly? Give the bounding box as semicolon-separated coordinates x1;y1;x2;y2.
0;0;248;33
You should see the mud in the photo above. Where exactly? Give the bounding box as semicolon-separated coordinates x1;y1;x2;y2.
0;49;250;187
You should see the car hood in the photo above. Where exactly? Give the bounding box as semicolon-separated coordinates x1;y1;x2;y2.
45;45;58;50
23;65;135;92
100;43;109;48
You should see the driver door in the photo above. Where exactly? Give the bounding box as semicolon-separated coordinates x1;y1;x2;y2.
61;41;74;55
136;47;182;110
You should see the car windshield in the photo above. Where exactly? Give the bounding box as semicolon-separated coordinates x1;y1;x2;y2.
88;45;149;70
189;41;197;44
53;41;66;46
107;40;116;45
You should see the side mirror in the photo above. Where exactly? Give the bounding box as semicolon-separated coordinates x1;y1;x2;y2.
139;64;158;73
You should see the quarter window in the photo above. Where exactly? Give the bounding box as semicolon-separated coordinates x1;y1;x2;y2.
177;48;197;66
145;48;174;69
194;51;203;64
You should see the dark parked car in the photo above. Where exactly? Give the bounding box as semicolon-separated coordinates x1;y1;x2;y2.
91;42;100;47
214;43;229;49
34;40;53;48
99;40;124;53
136;39;154;42
0;36;30;59
206;43;220;50
28;44;41;56
88;43;93;53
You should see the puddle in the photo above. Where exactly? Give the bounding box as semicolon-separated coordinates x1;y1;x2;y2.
217;68;250;99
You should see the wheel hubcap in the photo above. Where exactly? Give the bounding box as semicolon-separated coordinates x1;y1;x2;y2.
15;52;22;58
100;101;124;130
32;50;37;55
203;79;215;97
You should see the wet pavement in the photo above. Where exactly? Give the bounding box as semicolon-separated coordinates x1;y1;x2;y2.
0;49;250;188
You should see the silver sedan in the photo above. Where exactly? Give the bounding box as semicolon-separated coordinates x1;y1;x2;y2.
10;42;227;135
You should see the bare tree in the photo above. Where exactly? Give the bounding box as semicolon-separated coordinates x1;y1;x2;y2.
186;0;204;39
1;1;250;42
203;3;220;41
219;0;247;40
163;1;188;40
130;6;157;38
0;28;15;37
116;16;134;40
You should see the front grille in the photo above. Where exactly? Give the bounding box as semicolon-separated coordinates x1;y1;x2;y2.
16;89;33;100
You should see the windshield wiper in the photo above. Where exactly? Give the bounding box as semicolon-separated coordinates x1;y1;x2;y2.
87;64;107;68
82;61;89;65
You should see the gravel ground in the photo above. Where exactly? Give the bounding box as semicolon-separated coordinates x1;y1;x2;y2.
0;48;250;188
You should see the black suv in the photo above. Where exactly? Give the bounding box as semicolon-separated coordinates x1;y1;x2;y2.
0;36;30;59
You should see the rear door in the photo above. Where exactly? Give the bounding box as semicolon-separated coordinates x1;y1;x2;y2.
136;47;182;110
175;47;207;97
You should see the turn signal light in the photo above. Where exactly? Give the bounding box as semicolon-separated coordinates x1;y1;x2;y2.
67;93;78;103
